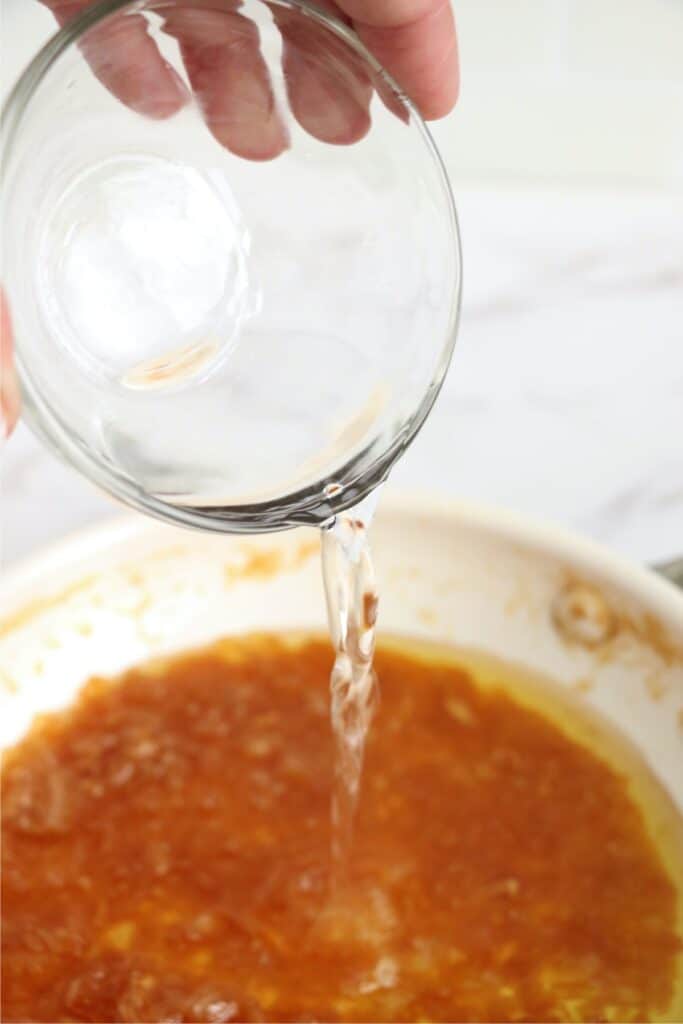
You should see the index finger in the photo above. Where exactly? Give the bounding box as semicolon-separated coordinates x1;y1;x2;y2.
40;0;189;119
337;0;459;119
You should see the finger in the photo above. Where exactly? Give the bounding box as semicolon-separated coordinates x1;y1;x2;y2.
164;8;288;161
0;294;21;438
337;0;459;119
273;8;372;146
39;0;189;119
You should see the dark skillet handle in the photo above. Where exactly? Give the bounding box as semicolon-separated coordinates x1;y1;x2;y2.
653;557;683;590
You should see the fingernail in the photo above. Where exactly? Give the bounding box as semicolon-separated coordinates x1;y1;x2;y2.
131;65;191;120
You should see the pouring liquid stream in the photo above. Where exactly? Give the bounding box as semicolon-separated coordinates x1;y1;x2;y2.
321;494;381;889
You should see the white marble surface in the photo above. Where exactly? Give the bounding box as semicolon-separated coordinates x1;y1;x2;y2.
2;184;682;568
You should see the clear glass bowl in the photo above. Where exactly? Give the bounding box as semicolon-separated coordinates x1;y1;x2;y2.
1;0;461;533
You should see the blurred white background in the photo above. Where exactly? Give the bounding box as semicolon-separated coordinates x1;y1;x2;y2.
1;0;682;564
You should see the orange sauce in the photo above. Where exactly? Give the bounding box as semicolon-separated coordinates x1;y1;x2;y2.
2;635;681;1022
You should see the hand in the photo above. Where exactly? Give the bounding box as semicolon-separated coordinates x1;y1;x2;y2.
1;295;20;438
43;0;458;157
1;0;459;433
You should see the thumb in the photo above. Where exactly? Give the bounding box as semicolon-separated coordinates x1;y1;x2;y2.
1;292;21;438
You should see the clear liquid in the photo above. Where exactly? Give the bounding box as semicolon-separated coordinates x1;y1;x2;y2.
321;493;381;884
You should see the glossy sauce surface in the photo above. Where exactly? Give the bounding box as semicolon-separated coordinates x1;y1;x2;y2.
2;636;681;1023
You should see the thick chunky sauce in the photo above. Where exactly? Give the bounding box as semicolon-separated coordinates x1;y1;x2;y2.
2;636;681;1023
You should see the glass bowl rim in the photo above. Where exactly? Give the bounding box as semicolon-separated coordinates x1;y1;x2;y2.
1;0;462;534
